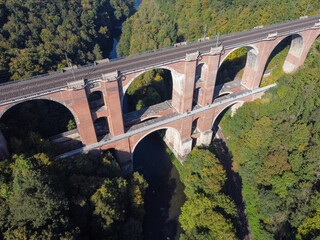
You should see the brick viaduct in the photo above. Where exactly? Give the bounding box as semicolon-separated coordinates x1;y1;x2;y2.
0;23;319;168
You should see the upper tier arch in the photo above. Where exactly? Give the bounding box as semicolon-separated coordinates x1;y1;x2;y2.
121;66;184;105
0;97;79;124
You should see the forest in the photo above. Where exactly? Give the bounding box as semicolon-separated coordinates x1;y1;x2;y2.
0;151;147;239
0;0;135;83
176;148;238;239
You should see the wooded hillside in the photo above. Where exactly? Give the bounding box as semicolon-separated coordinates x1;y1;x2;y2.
117;0;320;56
0;0;135;82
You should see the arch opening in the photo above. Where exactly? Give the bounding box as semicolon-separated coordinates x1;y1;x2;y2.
212;101;244;137
88;91;104;108
123;69;173;114
0;99;80;154
260;34;303;87
131;128;186;240
94;117;110;141
132;127;181;156
216;47;250;86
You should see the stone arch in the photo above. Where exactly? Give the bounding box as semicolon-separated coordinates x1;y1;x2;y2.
216;45;259;86
121;66;183;106
93;117;110;140
212;101;245;130
219;45;259;69
0;98;81;153
0;97;79;124
131;126;181;157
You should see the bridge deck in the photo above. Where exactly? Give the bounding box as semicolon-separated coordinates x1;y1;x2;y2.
0;15;319;104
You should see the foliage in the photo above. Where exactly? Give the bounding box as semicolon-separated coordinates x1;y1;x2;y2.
216;47;247;85
0;152;147;239
117;1;176;56
126;69;172;111
67;119;77;131
179;148;238;239
220;39;320;239
0;0;135;82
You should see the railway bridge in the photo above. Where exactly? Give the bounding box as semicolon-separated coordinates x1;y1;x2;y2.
0;15;319;167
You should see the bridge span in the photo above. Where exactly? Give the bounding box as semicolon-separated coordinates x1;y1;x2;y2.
0;14;319;167
56;83;276;161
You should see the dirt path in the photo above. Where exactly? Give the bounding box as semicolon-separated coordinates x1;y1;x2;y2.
213;128;253;240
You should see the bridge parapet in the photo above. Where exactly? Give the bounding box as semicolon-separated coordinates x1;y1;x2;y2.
102;71;119;82
185;51;200;61
67;79;85;89
210;45;224;55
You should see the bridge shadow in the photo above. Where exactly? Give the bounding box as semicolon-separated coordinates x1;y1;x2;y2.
213;131;251;239
48;130;83;155
133;132;185;240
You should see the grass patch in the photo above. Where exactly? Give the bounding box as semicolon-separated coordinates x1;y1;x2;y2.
166;148;186;182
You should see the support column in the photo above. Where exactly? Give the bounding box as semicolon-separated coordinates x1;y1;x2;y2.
164;128;192;160
199;46;223;105
172;52;198;113
65;82;97;146
179;137;193;157
102;72;125;136
241;45;263;90
196;130;213;146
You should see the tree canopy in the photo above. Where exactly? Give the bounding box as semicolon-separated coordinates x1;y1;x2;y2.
0;0;135;82
0;152;147;239
179;148;238;239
